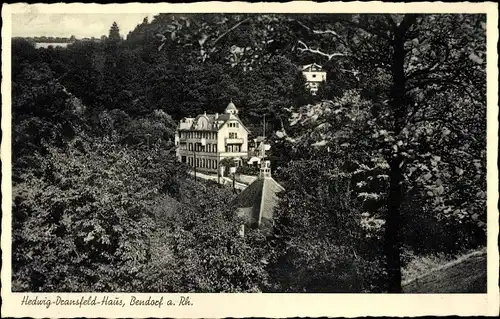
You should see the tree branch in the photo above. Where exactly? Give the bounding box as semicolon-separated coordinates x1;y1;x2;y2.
212;17;251;46
297;40;346;61
340;18;391;40
312;29;340;37
398;14;419;35
385;14;398;32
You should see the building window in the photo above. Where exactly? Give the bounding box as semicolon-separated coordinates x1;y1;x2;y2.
229;132;238;139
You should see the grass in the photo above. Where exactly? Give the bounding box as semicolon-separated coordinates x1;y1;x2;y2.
402;248;487;293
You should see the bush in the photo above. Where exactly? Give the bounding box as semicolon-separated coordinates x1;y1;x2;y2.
12;139;181;291
236;164;260;176
267;159;386;292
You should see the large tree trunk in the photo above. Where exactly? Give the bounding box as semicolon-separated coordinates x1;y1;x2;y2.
384;16;416;293
385;156;403;292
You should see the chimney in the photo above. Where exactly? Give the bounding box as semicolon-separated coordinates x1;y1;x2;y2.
259;160;271;179
215;112;219;119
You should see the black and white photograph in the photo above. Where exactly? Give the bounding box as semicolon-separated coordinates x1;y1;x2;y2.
1;2;498;317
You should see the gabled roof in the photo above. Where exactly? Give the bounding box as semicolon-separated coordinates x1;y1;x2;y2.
232;177;285;228
179;112;249;132
218;115;250;133
301;63;324;72
179;113;250;132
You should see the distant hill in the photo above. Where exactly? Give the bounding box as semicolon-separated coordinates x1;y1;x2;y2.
14;36;74;43
13;36;103;49
402;249;487;293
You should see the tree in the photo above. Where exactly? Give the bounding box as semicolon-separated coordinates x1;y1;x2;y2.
108;22;121;43
12;60;87;173
276;14;486;292
270;157;386;292
12;140;170;291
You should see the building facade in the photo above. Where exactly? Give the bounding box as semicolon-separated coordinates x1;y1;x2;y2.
301;63;327;95
176;101;249;172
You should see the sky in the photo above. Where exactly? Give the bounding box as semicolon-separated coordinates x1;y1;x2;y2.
12;13;158;38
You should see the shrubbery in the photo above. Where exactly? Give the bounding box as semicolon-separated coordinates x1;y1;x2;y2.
236;163;260;176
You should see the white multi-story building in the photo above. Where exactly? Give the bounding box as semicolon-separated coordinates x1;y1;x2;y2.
176;101;249;172
301;63;327;95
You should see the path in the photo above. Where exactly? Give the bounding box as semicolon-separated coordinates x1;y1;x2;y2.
186;170;248;190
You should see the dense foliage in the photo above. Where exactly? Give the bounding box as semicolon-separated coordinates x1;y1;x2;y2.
11;13;486;293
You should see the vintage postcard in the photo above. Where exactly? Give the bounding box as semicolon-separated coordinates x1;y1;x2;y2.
1;2;499;317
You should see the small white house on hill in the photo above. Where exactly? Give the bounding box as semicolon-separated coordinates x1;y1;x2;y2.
301;63;327;95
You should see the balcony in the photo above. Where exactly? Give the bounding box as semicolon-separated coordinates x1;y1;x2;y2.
225;138;244;145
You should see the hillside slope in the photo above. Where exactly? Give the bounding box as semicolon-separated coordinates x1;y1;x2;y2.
402;249;487;293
